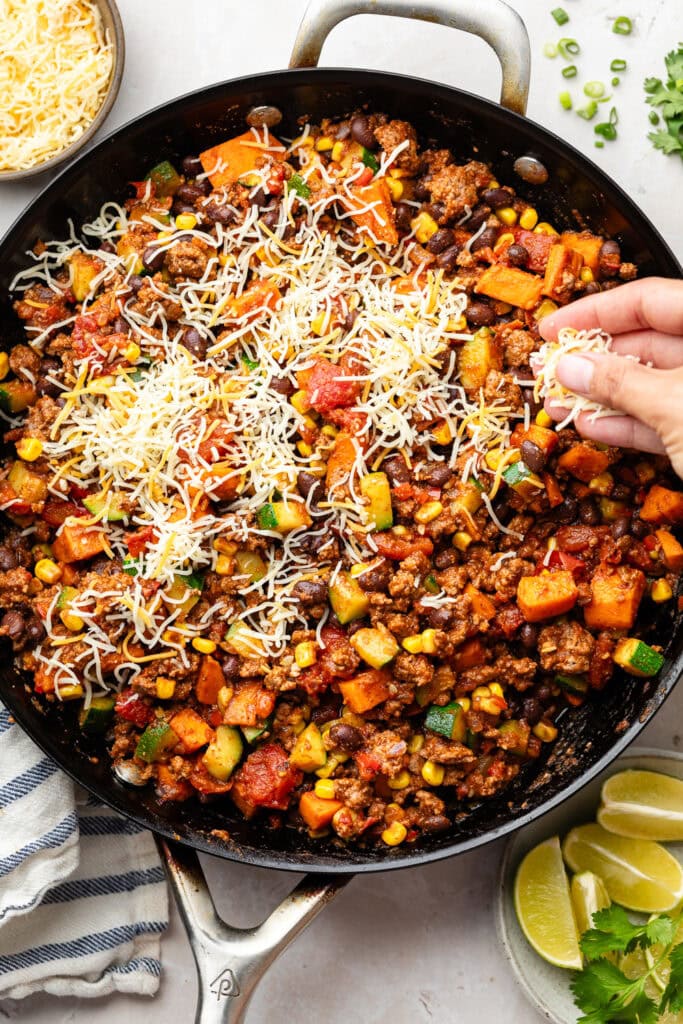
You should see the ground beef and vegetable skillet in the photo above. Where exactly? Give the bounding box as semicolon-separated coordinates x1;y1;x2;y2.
0;0;681;874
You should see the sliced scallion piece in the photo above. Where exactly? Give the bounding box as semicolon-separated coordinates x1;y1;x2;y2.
577;100;598;120
562;64;578;78
551;7;569;25
584;81;606;98
558;37;580;59
559;91;573;110
610;58;627;72
612;76;620;86
612;16;633;35
543;41;559;58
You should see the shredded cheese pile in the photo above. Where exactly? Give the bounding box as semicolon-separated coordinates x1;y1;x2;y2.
0;0;114;172
534;326;620;430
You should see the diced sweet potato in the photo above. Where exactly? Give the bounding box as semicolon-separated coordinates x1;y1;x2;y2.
475;264;544;310
52;523;107;563
299;791;343;830
326;431;357;493
452;638;487;671
200;130;285;188
510;424;559;456
458;328;502;393
465;583;496;621
656;529;683;572
640;485;683;525
226;280;281;321
156;764;194;802
169;709;214;753
339;669;392;714
517;570;578;622
583;565;646;630
195;656;226;705
222;682;276;728
543;472;564;508
557;443;610;483
542;244;583;300
560;231;604;273
344;178;398;246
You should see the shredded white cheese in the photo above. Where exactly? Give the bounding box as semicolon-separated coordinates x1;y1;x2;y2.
533;326;623;430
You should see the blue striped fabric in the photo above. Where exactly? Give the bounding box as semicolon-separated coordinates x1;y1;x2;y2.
0;701;168;999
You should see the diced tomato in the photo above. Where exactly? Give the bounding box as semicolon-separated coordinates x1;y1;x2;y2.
303;356;362;414
130;180;154;200
512;229;555;273
297;664;330;697
115;689;154;727
231;744;302;810
0;481;31;517
327;406;369;437
69;484;92;501
495;605;525;637
126;525;156;557
643;534;658;552
354;750;382;781
373;532;434;560
42;500;85;527
319;623;357;681
356;166;374;187
545;549;586;577
196;420;234;463
266;163;286;195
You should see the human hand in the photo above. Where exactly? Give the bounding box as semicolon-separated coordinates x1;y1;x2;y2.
539;277;683;479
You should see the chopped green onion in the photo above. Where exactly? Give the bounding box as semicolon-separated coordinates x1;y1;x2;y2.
612;16;632;35
562;64;578;78
559;90;573;110
594;121;617;141
551;7;569;25
558;37;580;59
595;141;605;149
610;59;627;71
612;76;620;86
649;110;660;126
361;147;380;173
609;107;619;125
543;41;558;58
577;100;598;120
584;81;606;98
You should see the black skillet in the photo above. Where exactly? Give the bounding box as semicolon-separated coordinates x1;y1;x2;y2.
0;1;681;1018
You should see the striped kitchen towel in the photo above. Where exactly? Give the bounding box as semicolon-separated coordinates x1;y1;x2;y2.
0;702;168;999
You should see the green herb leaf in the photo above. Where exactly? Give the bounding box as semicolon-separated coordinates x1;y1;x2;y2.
648;128;683;153
287;173;312;200
644;44;683;159
361;147;380;173
580;906;643;961
660;942;683;1014
665;46;683;84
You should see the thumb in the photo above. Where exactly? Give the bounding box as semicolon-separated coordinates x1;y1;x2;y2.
555;353;672;431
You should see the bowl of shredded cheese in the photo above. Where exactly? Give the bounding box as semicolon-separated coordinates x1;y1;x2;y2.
0;0;124;181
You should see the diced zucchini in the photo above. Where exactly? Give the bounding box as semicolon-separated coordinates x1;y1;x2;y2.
328;572;370;624
56;585;78;610
0;380;37;414
361;147;380;172
123;556;142;577
424;701;467;741
458;327;499;392
257;500;312;532
360;472;393;530
349;625;399;668
135;722;178;763
554;673;589;695
290;723;327;772
202;725;243;781
241;716;273;744
70;251;99;302
498;719;530;757
613;638;665;678
503;460;544;499
224;620;266;658
598;497;628;522
145;160;182;197
8;461;47;503
424;574;440;595
163;574;202;617
465;728;481;752
234;549;267;582
83;491;126;521
78;696;115;734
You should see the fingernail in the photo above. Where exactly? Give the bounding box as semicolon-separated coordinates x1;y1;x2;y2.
556;354;595;395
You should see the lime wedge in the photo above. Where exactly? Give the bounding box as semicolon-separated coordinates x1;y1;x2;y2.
598;769;683;841
562;823;683;913
570;870;611;936
514;836;582;970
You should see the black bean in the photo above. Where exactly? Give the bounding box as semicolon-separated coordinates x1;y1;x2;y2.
182;155;203;177
599;239;621;277
246;105;283;129
492;499;512;525
584;281;602;295
335;122;351;141
465;300;496;327
270;375;294;397
180;327;207;360
631;517;649;539
99;240;116;254
292;580;328;605
249;187;268;209
578;497;600;525
423;202;445;223
551;496;578;524
260;206;281;231
1;610;25;638
0;547;19;571
522;697;542;725
611;515;631;540
25;617;45;643
465;204;491;231
482;187;514;210
434;548;459;570
36;357;62;398
394;202;414;232
357;562;392;593
329;722;363;752
142;245;165;273
513;156;549;186
177;183;207;205
297;471;322;504
470;226;498;253
311;700;342;726
344;308;359;332
534;684;552;703
522;388;541;416
382;454;410;486
428;606;454;630
129;274;144;293
612;484;631;501
414;180;430;202
426;228;454;254
520;623;538;650
204;202;236;225
435;245;461;273
506;243;529;268
424;463;452;488
113;316;129;335
220;654;240;680
350;116;377;150
520;440;546;474
421;814;451;834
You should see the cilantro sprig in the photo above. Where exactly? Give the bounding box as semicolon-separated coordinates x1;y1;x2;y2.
572;905;683;1023
644;45;683;158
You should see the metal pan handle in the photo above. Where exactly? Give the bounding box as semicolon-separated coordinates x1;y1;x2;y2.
158;838;351;1024
289;0;531;115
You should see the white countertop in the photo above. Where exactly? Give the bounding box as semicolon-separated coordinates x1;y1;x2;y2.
1;1;682;1021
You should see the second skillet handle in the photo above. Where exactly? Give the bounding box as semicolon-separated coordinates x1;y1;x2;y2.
289;0;531;116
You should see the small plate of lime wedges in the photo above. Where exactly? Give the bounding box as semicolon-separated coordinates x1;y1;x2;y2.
496;748;683;1024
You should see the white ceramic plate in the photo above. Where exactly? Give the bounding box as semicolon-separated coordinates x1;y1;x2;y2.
496;747;683;1024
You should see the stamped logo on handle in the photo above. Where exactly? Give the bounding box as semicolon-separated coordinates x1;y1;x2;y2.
210;967;240;1000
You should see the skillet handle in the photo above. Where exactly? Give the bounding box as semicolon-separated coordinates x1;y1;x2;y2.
158;837;351;1024
289;0;530;115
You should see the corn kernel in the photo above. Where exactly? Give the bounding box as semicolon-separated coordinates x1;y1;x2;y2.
155;676;176;699
331;141;345;162
156;231;172;242
175;213;197;231
536;409;553;428
635;461;656;484
60;609;84;632
0;353;9;381
472;685;491;698
35;558;62;584
485;447;520;471
382;821;408;846
350;562;368;577
213;538;237;555
546;536;558;552
519;207;539;230
89;375;116;394
452;531;472;551
489;179;500;189
415;501;443;524
392;525;408;536
651;579;673;603
480;697;505;716
458;697;471;712
219;253;236;267
411;211;439;244
315;752;349;778
192;637;217;654
489;682;504;698
311;312;329;336
295;641;317;668
580;266;594;284
58;683;84;700
123;342;141;363
534;222;559;236
494;231;515;253
386;177;404;201
389;167;407;179
421;760;445;786
217;685;234;713
496;206;518;227
534;298;559;321
314;778;336;799
588;472;614;495
388;770;411;790
421;628;437;655
446;315;467;331
290;390;311;415
315;136;334;152
402;634;424;654
533;721;558;743
321;424;338;439
432;421;452;445
407;734;425;754
215;554;233;575
297;441;313;458
16;438;43;462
